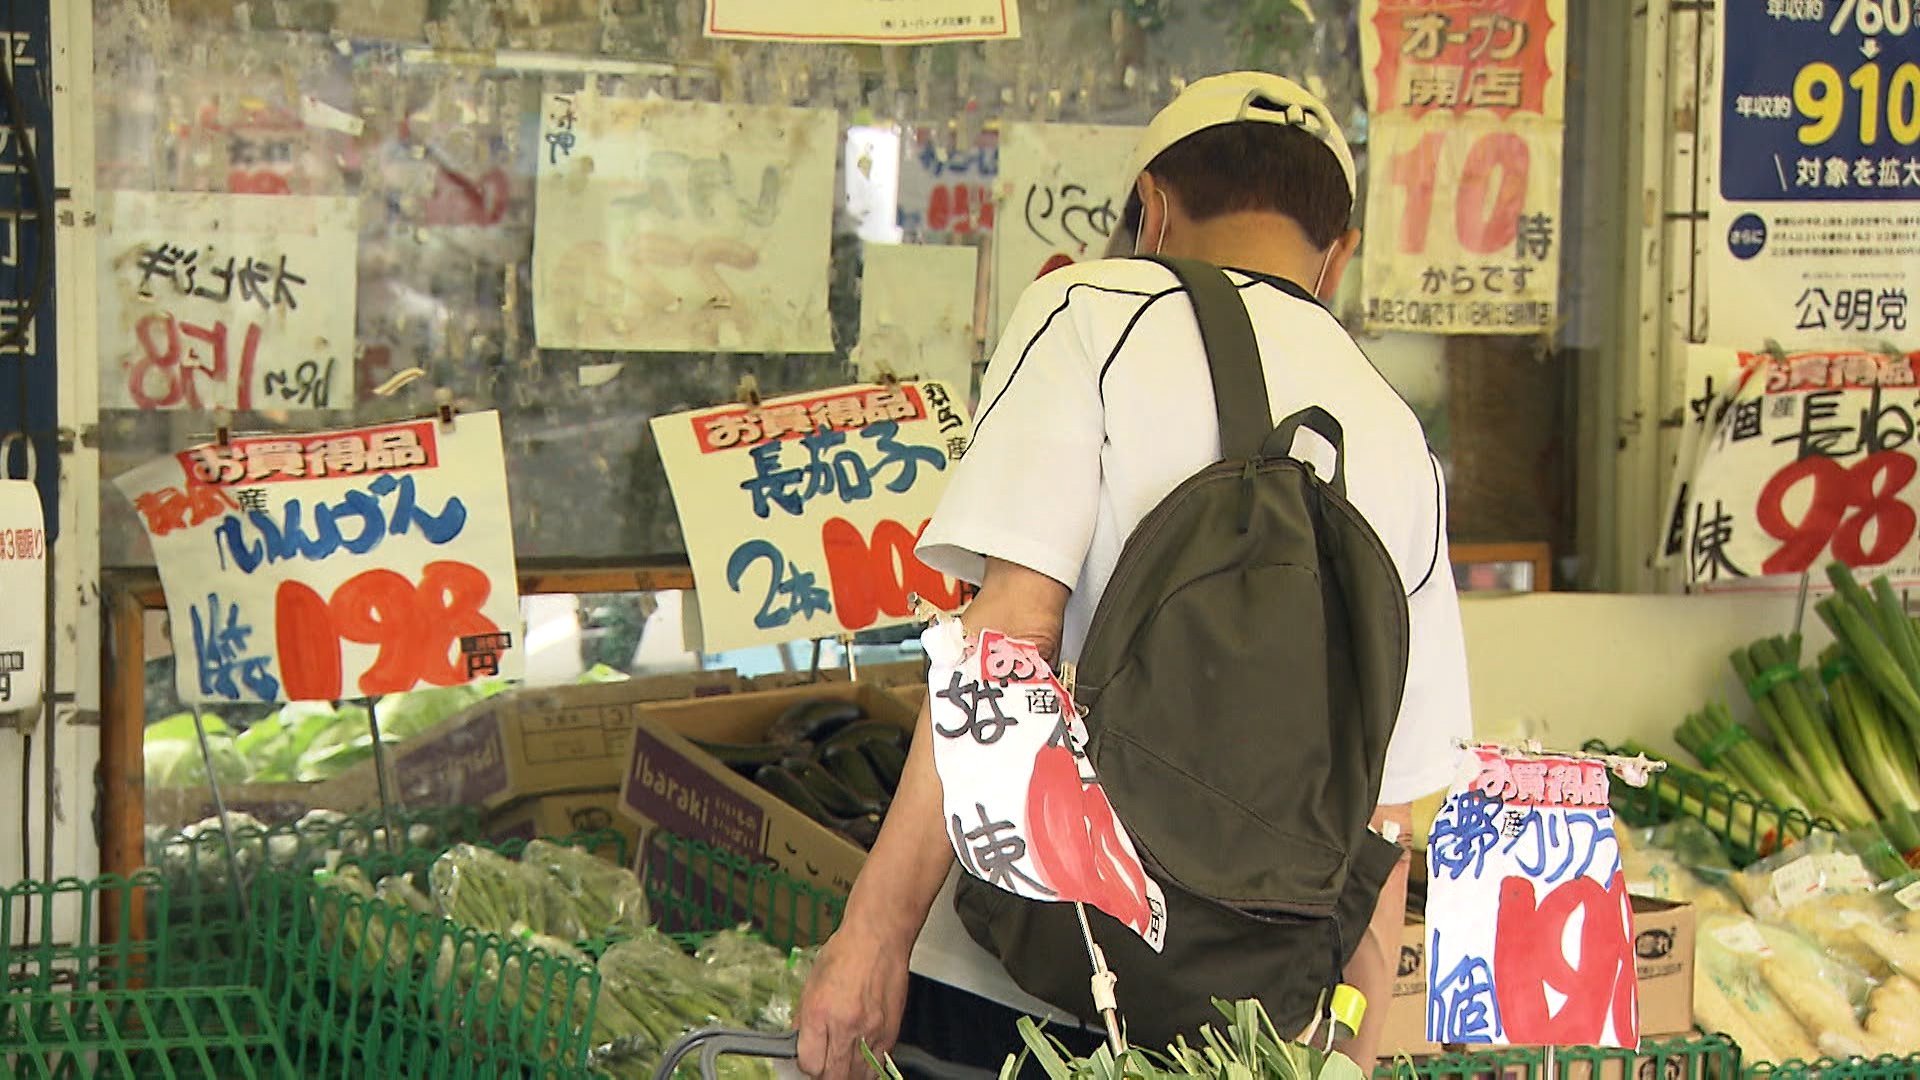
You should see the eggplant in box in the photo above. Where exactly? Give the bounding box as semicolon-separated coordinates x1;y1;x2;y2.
618;683;917;898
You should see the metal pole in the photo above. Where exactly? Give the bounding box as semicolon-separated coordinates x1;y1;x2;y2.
364;697;402;857
1073;901;1125;1056
189;705;248;917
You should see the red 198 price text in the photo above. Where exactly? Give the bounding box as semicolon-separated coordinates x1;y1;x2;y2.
275;561;505;700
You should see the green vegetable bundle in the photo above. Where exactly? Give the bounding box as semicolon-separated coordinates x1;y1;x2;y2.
430;844;546;935
1733;635;1876;827
520;839;651;943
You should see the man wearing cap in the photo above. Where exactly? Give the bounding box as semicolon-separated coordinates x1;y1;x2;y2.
796;73;1471;1078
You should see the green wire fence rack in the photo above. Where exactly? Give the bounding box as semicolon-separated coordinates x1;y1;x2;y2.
1583;741;1834;867
2;986;297;1080
2;872;167;994
638;830;846;952
1372;1033;1741;1079
1745;1055;1920;1079
0;872;295;1079
143;805;482;987
250;862;604;1080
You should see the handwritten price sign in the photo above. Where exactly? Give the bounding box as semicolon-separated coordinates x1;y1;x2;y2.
1675;345;1920;589
98;192;357;412
114;412;523;705
532;93;837;354
1427;748;1636;1048
1359;0;1566;335
652;381;971;652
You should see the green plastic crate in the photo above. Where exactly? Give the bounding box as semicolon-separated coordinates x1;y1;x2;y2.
0;873;168;995
638;831;845;951
1584;741;1834;866
250;862;604;1079
1373;1033;1740;1079
0;986;295;1080
1745;1055;1920;1079
144;806;481;986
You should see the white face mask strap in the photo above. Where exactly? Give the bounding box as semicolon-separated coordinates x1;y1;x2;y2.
1134;188;1170;258
1312;243;1337;296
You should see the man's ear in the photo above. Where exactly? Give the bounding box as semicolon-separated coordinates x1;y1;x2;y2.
1315;227;1363;301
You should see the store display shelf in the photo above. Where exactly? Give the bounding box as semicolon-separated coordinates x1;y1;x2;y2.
1584;741;1835;867
1374;1032;1739;1079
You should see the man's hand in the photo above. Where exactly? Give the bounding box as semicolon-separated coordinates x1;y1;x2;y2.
795;928;911;1080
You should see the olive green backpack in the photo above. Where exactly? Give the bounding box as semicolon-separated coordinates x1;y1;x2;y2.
955;257;1412;1046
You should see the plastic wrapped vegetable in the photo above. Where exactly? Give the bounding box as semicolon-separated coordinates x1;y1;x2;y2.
1693;913;1822;1066
1620;819;1743;913
430;843;546;935
1866;975;1920;1053
519;839;650;942
1734;831;1884;922
693;928;812;1030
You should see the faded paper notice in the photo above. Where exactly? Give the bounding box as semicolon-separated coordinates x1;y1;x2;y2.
705;0;1020;43
332;0;428;41
98;192;358;412
992;122;1139;342
857;245;980;397
533;93;838;354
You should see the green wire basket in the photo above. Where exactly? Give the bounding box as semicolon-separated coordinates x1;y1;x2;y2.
1583;740;1834;867
1;986;297;1080
1371;1032;1741;1079
1;872;168;995
638;830;846;952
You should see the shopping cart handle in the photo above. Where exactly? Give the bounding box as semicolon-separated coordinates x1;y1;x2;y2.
651;1028;801;1080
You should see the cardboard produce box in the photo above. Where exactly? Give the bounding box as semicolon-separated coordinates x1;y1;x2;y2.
331;670;743;812
1378;896;1694;1061
745;658;926;692
618;683;915;898
485;788;636;859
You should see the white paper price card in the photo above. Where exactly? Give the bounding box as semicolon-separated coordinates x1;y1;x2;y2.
0;480;45;716
115;412;524;705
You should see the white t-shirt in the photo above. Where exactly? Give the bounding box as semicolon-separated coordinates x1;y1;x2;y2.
917;258;1472;805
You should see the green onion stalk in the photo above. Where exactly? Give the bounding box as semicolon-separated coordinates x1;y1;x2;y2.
1675;703;1809;814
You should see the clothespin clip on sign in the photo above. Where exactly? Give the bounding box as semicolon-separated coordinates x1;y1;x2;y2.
875;360;900;388
212;407;233;449
434;387;457;429
736;374;762;413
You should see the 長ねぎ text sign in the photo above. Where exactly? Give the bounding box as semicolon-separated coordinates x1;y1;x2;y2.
1426;747;1636;1048
651;381;972;652
115;411;523;705
1674;346;1920;590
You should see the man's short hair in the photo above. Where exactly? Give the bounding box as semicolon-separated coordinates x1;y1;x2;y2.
1121;121;1353;250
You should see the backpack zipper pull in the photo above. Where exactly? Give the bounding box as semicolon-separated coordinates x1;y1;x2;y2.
1236;458;1259;533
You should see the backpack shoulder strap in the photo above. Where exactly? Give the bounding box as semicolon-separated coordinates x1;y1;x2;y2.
1144;256;1272;461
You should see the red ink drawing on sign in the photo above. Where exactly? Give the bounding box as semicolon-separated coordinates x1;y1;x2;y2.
132;483;238;538
1491;872;1637;1046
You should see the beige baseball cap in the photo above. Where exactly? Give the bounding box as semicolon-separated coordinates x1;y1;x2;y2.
1122;72;1357;201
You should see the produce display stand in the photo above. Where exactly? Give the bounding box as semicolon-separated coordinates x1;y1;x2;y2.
0;872;295;1079
1585;740;1833;867
1371;1033;1739;1079
144;805;483;988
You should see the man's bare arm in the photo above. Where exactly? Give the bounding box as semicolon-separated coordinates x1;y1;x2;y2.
795;559;1071;1080
1335;802;1413;1075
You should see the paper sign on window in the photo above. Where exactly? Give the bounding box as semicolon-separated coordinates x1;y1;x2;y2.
652;381;971;652
114;412;523;705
